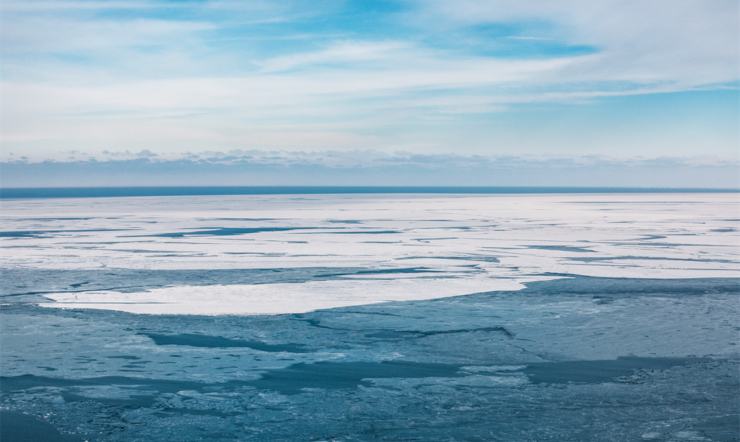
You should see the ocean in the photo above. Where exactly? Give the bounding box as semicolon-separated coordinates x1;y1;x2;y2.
1;191;738;441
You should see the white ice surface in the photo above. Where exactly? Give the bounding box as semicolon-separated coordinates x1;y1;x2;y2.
41;276;536;315
2;193;738;315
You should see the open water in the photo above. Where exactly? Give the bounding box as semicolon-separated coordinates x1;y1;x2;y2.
1;192;738;441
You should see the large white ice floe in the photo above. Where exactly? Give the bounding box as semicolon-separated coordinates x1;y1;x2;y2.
40;276;540;315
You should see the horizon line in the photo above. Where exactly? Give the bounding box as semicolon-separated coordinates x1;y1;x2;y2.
2;186;738;199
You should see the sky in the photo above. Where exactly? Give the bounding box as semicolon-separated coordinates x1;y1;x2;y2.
1;0;738;187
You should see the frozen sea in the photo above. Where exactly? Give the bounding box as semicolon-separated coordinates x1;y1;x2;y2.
1;191;738;441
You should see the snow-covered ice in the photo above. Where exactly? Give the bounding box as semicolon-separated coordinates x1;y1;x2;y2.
2;193;737;315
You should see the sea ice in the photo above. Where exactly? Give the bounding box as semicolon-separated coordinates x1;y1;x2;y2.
1;193;737;315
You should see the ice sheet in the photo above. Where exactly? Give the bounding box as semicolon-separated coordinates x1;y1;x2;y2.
2;193;737;315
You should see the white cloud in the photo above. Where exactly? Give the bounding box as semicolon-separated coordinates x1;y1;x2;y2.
256;41;410;72
0;0;736;160
507;36;553;41
419;0;738;87
2;18;215;54
2;151;737;188
0;1;170;11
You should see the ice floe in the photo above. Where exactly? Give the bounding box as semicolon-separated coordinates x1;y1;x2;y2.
1;193;737;315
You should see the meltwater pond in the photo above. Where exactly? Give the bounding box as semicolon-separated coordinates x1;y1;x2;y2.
1;193;738;441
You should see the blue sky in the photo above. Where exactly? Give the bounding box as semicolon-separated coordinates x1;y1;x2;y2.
0;0;738;186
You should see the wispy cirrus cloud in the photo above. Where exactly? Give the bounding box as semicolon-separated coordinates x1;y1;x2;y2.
0;0;737;163
255;41;411;73
417;0;738;86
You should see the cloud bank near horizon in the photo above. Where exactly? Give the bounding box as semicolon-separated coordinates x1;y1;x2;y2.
2;152;737;189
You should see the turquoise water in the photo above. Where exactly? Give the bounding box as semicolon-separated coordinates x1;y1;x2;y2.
1;274;738;441
1;193;737;441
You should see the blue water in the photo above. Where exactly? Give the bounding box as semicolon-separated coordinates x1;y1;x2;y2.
1;275;737;441
1;192;738;441
1;186;737;198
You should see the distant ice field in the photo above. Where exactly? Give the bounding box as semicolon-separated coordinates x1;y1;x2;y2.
1;193;738;315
